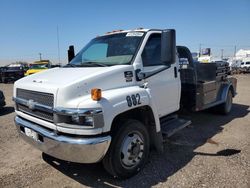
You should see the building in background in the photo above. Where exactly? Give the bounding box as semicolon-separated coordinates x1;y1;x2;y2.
228;49;250;68
198;48;212;63
235;49;250;61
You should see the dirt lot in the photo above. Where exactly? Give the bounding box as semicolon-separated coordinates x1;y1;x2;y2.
0;75;249;188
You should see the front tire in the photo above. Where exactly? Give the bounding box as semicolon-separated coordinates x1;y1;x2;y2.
102;119;150;179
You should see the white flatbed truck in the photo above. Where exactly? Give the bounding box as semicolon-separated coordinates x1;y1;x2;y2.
13;29;237;178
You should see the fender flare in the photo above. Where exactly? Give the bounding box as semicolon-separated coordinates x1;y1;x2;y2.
100;86;163;152
100;86;160;132
221;83;235;103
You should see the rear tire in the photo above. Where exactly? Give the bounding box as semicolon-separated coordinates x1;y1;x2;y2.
102;119;150;179
218;90;233;114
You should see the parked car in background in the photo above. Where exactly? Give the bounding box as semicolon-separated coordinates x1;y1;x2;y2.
240;61;250;73
0;90;6;109
1;63;28;83
25;60;51;76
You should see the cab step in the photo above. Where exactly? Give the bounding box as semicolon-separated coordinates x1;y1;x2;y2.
160;117;191;138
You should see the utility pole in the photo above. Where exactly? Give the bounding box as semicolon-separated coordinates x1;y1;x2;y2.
57;26;61;65
221;49;224;60
39;53;42;61
199;43;202;57
234;45;237;57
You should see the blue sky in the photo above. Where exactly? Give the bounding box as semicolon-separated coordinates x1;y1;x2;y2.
0;0;249;65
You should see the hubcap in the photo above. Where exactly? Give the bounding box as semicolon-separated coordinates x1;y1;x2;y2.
120;132;144;168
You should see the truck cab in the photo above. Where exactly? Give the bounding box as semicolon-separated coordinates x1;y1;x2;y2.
13;29;236;178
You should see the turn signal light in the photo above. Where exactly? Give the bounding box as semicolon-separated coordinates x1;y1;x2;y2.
91;88;102;101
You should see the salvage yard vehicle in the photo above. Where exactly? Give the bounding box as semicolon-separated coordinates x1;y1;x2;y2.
0;90;6;109
25;60;51;76
1;63;28;83
240;61;250;73
13;29;237;178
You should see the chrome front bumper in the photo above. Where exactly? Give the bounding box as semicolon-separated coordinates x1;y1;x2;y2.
15;116;111;163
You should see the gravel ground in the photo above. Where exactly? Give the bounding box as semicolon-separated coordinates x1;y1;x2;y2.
0;74;249;188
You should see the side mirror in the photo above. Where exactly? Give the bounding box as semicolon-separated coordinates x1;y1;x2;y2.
68;45;75;62
161;29;176;64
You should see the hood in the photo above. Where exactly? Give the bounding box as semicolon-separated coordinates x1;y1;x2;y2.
14;65;137;107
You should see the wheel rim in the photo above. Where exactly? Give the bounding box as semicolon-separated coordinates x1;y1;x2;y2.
120;131;144;169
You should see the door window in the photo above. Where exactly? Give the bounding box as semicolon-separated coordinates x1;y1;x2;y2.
141;34;163;66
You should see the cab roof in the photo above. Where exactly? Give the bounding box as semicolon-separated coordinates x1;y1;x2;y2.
103;28;150;36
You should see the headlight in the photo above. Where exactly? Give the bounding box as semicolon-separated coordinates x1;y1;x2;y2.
71;114;94;126
54;107;104;129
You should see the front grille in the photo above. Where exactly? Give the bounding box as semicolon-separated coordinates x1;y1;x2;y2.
17;89;54;107
17;104;54;122
16;89;54;122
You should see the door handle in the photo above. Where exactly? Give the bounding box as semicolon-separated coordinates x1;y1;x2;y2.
174;67;177;78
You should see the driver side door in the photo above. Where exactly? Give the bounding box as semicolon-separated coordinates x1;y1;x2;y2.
141;33;180;117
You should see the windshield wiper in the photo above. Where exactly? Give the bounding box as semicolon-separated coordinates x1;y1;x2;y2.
64;62;109;68
64;64;77;68
78;61;108;67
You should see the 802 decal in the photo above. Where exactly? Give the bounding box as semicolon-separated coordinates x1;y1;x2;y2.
126;93;141;107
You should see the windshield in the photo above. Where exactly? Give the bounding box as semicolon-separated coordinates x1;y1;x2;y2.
29;64;48;69
69;32;144;67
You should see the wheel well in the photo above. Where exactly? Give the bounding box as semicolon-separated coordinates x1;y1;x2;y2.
110;106;160;150
111;106;156;134
111;106;160;152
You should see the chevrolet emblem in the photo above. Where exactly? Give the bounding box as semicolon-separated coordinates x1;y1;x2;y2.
27;100;36;110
